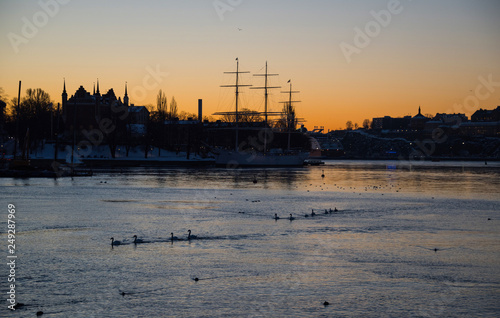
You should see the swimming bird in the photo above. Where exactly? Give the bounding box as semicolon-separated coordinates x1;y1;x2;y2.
323;301;330;306
273;213;280;220
110;237;121;246
311;209;316;217
288;214;295;221
324;209;329;214
187;229;198;240
132;235;144;244
334;207;338;212
171;233;178;242
321;170;325;178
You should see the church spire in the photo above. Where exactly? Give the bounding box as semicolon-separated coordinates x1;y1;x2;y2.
123;81;129;106
93;82;95;95
418;105;421;115
62;78;68;117
96;78;100;95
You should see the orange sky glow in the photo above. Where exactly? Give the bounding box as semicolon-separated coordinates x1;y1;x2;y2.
1;0;499;131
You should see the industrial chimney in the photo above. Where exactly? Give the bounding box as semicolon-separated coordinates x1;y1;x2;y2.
198;99;203;122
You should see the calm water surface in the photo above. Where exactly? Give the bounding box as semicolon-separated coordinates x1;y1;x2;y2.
1;160;499;317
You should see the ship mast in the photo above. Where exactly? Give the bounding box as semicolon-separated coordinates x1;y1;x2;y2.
220;58;252;151
251;61;280;153
280;80;301;151
251;61;280;125
13;81;21;158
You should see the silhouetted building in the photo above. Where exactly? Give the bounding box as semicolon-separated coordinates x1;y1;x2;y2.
459;106;500;136
432;113;468;123
62;82;101;131
460;121;500;136
424;113;468;135
372;116;411;130
409;106;429;131
62;81;148;133
129;106;149;125
471;106;500;122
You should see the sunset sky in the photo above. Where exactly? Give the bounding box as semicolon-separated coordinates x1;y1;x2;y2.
1;0;499;131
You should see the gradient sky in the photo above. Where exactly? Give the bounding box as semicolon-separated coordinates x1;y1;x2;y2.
1;0;499;131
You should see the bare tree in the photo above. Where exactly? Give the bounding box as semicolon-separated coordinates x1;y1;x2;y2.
156;89;168;119
362;119;371;129
155;89;168;156
346;121;353;130
221;108;263;123
4;88;54;153
178;111;198;121
0;88;6;132
275;102;296;131
169;96;178;120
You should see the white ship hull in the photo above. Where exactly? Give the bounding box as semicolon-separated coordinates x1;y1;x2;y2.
215;150;309;167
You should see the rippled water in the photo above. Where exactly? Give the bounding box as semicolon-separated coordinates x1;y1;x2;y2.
1;160;499;317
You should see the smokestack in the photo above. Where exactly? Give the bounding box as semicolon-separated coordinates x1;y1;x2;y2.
198;99;203;122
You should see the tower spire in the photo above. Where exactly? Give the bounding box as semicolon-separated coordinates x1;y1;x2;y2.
124;81;129;106
96;78;100;95
62;78;68;119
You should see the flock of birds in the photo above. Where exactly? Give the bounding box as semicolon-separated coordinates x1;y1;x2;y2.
109;206;344;246
292;170;406;197
273;207;339;221
110;229;198;246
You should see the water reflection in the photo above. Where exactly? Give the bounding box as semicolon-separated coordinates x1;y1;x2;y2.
1;161;499;199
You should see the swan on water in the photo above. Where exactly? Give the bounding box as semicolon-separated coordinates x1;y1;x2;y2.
273;213;280;220
288;214;295;221
187;229;198;240
171;233;179;241
132;235;144;244
110;237;121;245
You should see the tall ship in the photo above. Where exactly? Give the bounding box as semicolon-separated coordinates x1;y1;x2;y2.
212;59;309;167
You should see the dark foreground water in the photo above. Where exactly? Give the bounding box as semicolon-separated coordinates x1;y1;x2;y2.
1;160;499;317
